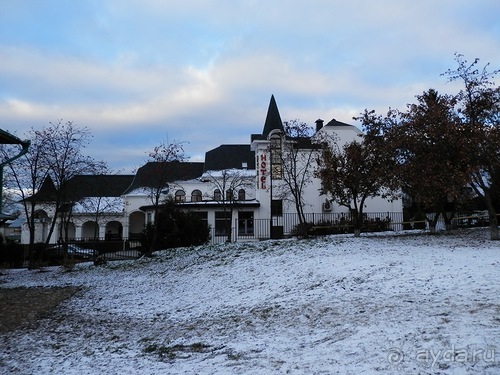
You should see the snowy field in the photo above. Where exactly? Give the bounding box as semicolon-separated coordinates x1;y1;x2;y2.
0;228;499;374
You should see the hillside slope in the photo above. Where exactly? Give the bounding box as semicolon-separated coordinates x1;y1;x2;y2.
1;229;499;374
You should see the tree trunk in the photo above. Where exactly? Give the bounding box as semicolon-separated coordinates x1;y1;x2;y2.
353;210;362;237
443;212;455;231
28;215;37;269
484;192;499;240
147;203;161;256
226;209;233;243
294;192;306;225
427;212;440;234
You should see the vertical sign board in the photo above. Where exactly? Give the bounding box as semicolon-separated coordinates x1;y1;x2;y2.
257;153;267;189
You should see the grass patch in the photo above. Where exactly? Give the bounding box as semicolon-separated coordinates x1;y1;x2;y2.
143;341;213;360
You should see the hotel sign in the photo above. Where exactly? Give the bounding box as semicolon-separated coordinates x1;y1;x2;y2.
257;154;267;189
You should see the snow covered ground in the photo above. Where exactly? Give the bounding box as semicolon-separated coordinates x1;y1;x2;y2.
1;228;499;374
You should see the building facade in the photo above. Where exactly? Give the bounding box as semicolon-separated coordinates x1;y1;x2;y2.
21;96;402;245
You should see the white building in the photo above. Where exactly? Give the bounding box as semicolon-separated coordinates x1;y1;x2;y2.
21;96;402;245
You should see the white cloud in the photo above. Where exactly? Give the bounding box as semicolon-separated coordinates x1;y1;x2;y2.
0;0;499;172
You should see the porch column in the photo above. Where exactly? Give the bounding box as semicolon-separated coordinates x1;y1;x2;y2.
75;224;83;239
99;225;106;240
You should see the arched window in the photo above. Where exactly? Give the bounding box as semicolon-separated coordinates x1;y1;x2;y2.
214;189;221;201
191;189;202;202
238;189;246;201
226;190;234;201
175;190;186;202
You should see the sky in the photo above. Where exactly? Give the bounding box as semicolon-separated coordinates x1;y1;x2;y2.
0;0;499;173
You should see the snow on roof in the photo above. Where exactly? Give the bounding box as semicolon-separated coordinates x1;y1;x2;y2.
72;197;125;213
201;168;256;179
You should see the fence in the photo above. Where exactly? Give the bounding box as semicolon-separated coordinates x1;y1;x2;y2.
1;238;143;268
2;211;492;268
213;212;405;242
209;211;492;243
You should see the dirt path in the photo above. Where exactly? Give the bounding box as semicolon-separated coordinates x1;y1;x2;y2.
0;286;80;333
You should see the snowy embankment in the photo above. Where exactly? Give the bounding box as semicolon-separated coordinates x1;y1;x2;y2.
1;229;499;374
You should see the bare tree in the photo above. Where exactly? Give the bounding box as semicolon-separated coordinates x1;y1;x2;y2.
1;129;48;267
271;120;319;225
144;140;187;254
34;121;107;250
203;168;254;242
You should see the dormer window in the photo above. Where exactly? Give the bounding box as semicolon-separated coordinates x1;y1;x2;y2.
175;190;186;202
191;189;202;202
214;189;222;201
238;189;246;201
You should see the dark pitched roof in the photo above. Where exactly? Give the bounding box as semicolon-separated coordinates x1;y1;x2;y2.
125;161;204;193
324;118;357;129
25;174;135;203
263;95;284;137
251;95;284;141
204;145;255;171
66;175;135;198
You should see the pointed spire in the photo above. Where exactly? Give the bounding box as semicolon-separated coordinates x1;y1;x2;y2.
262;95;284;138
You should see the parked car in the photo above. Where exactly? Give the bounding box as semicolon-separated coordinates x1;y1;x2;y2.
33;244;98;266
48;244;96;259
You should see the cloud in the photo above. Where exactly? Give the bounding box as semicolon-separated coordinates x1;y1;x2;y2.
0;0;499;173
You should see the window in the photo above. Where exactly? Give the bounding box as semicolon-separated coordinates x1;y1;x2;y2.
270;135;282;163
175;190;186;202
270;133;283;180
271;199;283;216
226;189;234;201
271;164;283;179
214;189;221;201
238;189;246;201
191;189;202;202
215;211;231;236
238;212;254;236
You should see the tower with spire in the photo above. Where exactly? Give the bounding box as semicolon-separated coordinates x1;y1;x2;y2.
250;95;287;234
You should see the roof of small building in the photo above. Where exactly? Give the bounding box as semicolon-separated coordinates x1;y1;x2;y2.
204;145;255;171
67;175;135;198
26;174;135;202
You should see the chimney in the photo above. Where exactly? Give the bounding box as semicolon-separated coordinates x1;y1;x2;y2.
315;118;324;132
